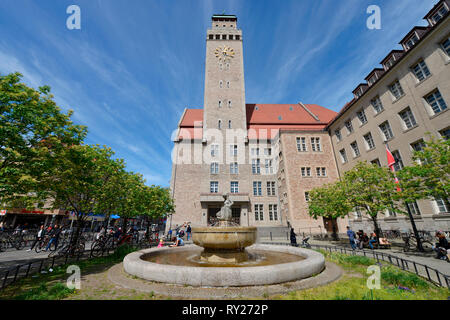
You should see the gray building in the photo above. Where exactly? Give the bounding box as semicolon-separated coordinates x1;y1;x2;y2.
326;0;450;233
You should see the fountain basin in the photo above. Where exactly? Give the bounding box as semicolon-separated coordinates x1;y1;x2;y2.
123;244;325;287
192;226;257;251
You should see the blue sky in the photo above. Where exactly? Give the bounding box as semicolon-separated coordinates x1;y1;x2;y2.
0;0;436;186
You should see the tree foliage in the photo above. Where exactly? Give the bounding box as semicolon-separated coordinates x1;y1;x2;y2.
0;72;86;207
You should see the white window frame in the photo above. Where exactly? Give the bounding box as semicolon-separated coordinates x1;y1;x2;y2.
399;107;417;130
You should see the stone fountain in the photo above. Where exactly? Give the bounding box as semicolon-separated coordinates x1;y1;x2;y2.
123;196;326;287
192;195;257;264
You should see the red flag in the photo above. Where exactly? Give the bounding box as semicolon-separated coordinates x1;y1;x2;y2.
386;145;396;170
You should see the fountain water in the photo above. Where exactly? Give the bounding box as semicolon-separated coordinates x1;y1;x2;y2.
123;196;326;287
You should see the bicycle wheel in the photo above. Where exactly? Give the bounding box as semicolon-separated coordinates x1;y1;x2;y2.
35;241;43;253
90;243;104;257
15;239;26;250
421;240;434;253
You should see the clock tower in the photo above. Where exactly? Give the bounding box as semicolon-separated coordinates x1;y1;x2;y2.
203;15;247;136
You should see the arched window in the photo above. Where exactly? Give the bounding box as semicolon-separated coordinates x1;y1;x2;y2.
228;120;232;129
227;81;230;88
228;100;232;108
218;100;222;108
219;80;223;88
218;120;222;129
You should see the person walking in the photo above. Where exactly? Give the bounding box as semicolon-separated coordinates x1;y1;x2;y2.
45;224;61;251
347;226;357;250
290;228;298;247
28;225;45;251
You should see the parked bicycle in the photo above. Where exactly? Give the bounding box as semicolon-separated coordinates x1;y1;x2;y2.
403;233;433;252
48;239;85;258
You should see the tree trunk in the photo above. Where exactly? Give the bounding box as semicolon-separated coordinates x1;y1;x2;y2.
370;215;381;245
146;217;151;241
122;218;128;234
329;216;339;241
405;201;424;252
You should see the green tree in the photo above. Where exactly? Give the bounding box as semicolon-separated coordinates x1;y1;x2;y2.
139;185;175;239
308;181;352;240
396;136;450;251
0;72;86;207
343;162;398;243
44;144;118;248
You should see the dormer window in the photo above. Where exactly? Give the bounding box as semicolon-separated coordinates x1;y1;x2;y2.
368;75;377;86
431;4;448;25
404;33;419;50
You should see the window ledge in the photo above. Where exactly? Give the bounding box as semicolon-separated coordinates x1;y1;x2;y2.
403;124;419;134
432;213;450;219
429;107;449;120
353;155;361;160
366;147;376;153
392;94;406;104
414;74;432;87
373;109;385;118
384;217;398;221
359;122;368;128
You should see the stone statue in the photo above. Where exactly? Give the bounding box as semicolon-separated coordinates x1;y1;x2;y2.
217;195;233;222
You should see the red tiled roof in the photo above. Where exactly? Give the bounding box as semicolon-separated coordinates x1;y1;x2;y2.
177;104;337;140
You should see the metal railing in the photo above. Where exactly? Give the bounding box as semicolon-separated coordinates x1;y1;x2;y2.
261;241;450;289
0;241;155;291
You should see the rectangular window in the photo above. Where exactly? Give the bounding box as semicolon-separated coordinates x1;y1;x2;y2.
296;137;307;152
441;37;450;56
253;181;262;196
210;162;219;174
311;137;322;152
254;204;263;221
264;148;272;156
399;107;417;129
335;129;342;142
230;181;239;193
305;192;310;202
211;144;219;157
388;80;405;100
371;159;381;167
425;90;447;115
371;96;384;114
350;141;360;158
379;121;394;141
355;208;362;219
269;204;278;221
316;167;327;177
411;139;425;153
435;198;449;213
339;149;348;163
439;127;450;140
356;109;368;125
251;148;260;156
265;159;274;174
230;144;238;156
230;162;239;174
407;201;421;215
301;167;311;177
210;181;218;193
411;60;431;82
432;5;449;24
252;159;261;174
363;132;375;150
345;120;354;134
404;34;419;50
392;150;404;171
267;181;276;196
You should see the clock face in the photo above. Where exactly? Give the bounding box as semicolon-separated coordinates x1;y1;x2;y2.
214;46;235;62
